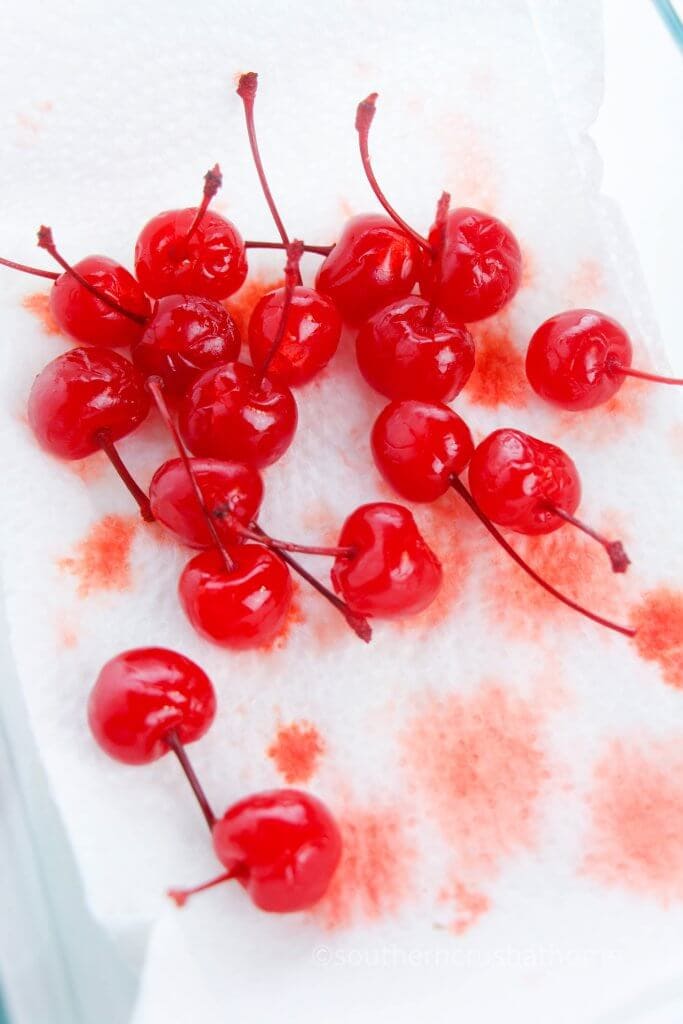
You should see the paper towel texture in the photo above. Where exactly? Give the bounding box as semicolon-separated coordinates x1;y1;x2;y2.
0;1;682;1022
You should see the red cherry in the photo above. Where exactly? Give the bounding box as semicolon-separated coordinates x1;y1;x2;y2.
331;502;442;618
88;647;216;765
28;347;150;460
178;544;292;649
468;428;629;571
178;360;297;469
1;233;150;348
315;214;421;326
169;788;342;913
248;286;342;386
131;294;240;396
356;294;474;402
526;309;683;411
149;457;263;548
372;399;474;502
418;207;522;323
134;165;247;301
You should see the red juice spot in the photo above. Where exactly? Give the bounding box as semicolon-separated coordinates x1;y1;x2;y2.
482;521;631;640
58;514;139;597
464;316;527;409
403;683;551;880
224;275;283;340
267;721;325;784
631;588;683;690
22;291;62;336
312;805;415;929
582;737;683;903
406;497;479;629
67;450;108;483
262;582;305;652
439;879;491;935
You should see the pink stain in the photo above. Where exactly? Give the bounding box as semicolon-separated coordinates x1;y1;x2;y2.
267;721;325;784
403;683;551;880
631;588;683;690
58;514;139;596
465;315;528;409
224;275;283;340
440;879;491;935
22;291;62;336
312;805;415;929
583;737;683;903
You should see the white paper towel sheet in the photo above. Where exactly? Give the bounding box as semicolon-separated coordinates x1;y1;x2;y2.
0;2;682;1022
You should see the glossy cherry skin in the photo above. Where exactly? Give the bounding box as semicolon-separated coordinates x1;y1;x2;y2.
356;296;474;402
149;457;263;548
468;428;581;535
248;285;342;387
49;255;151;348
134;208;248;301
331;502;442;618
88;647;216;765
213;789;342;913
131;295;241;396
372;399;474;502
526;309;633;411
179;544;292;649
179;362;298;469
28;347;150;460
315;214;421;326
419;207;522;323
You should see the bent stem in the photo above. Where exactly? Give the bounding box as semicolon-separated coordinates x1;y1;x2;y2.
185;164;223;243
164;729;216;830
0;255;59;280
168;868;241;908
424;191;451;330
250;524;372;643
255;240;304;385
146;377;236;572
355;93;430;252
96;430;154;522
449;476;635;638
244;240;333;256
36;226;147;325
542;501;630;574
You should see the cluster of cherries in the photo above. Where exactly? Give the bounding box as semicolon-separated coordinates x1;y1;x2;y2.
3;75;682;914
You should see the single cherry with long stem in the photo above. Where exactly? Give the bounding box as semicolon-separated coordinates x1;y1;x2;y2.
527;309;683;411
88;648;217;827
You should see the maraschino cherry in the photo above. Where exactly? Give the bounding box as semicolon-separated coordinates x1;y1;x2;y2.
355;193;475;402
169;788;342;913
235;73;342;386
178;244;300;469
355;93;522;323
526;309;683;411
28;346;153;519
371;399;635;636
468;428;629;572
131;294;242;397
331;502;442;618
1;226;150;347
88;647;217;826
134;164;248;300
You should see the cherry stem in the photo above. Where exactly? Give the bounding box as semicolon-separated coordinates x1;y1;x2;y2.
95;431;154;522
608;358;683;387
146;377;236;572
250;523;372;643
244;239;333;256
0;255;59;281
542;501;630;574
185;164;222;243
255;240;304;385
424;191;451;330
36;226;147;325
168;868;240;908
164;729;216;830
237;73;301;283
449;476;635;638
211;508;354;558
355;93;430;253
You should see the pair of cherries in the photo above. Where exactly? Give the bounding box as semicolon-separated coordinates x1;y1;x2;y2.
88;646;341;913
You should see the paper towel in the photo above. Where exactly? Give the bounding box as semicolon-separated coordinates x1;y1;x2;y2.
0;1;682;1022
